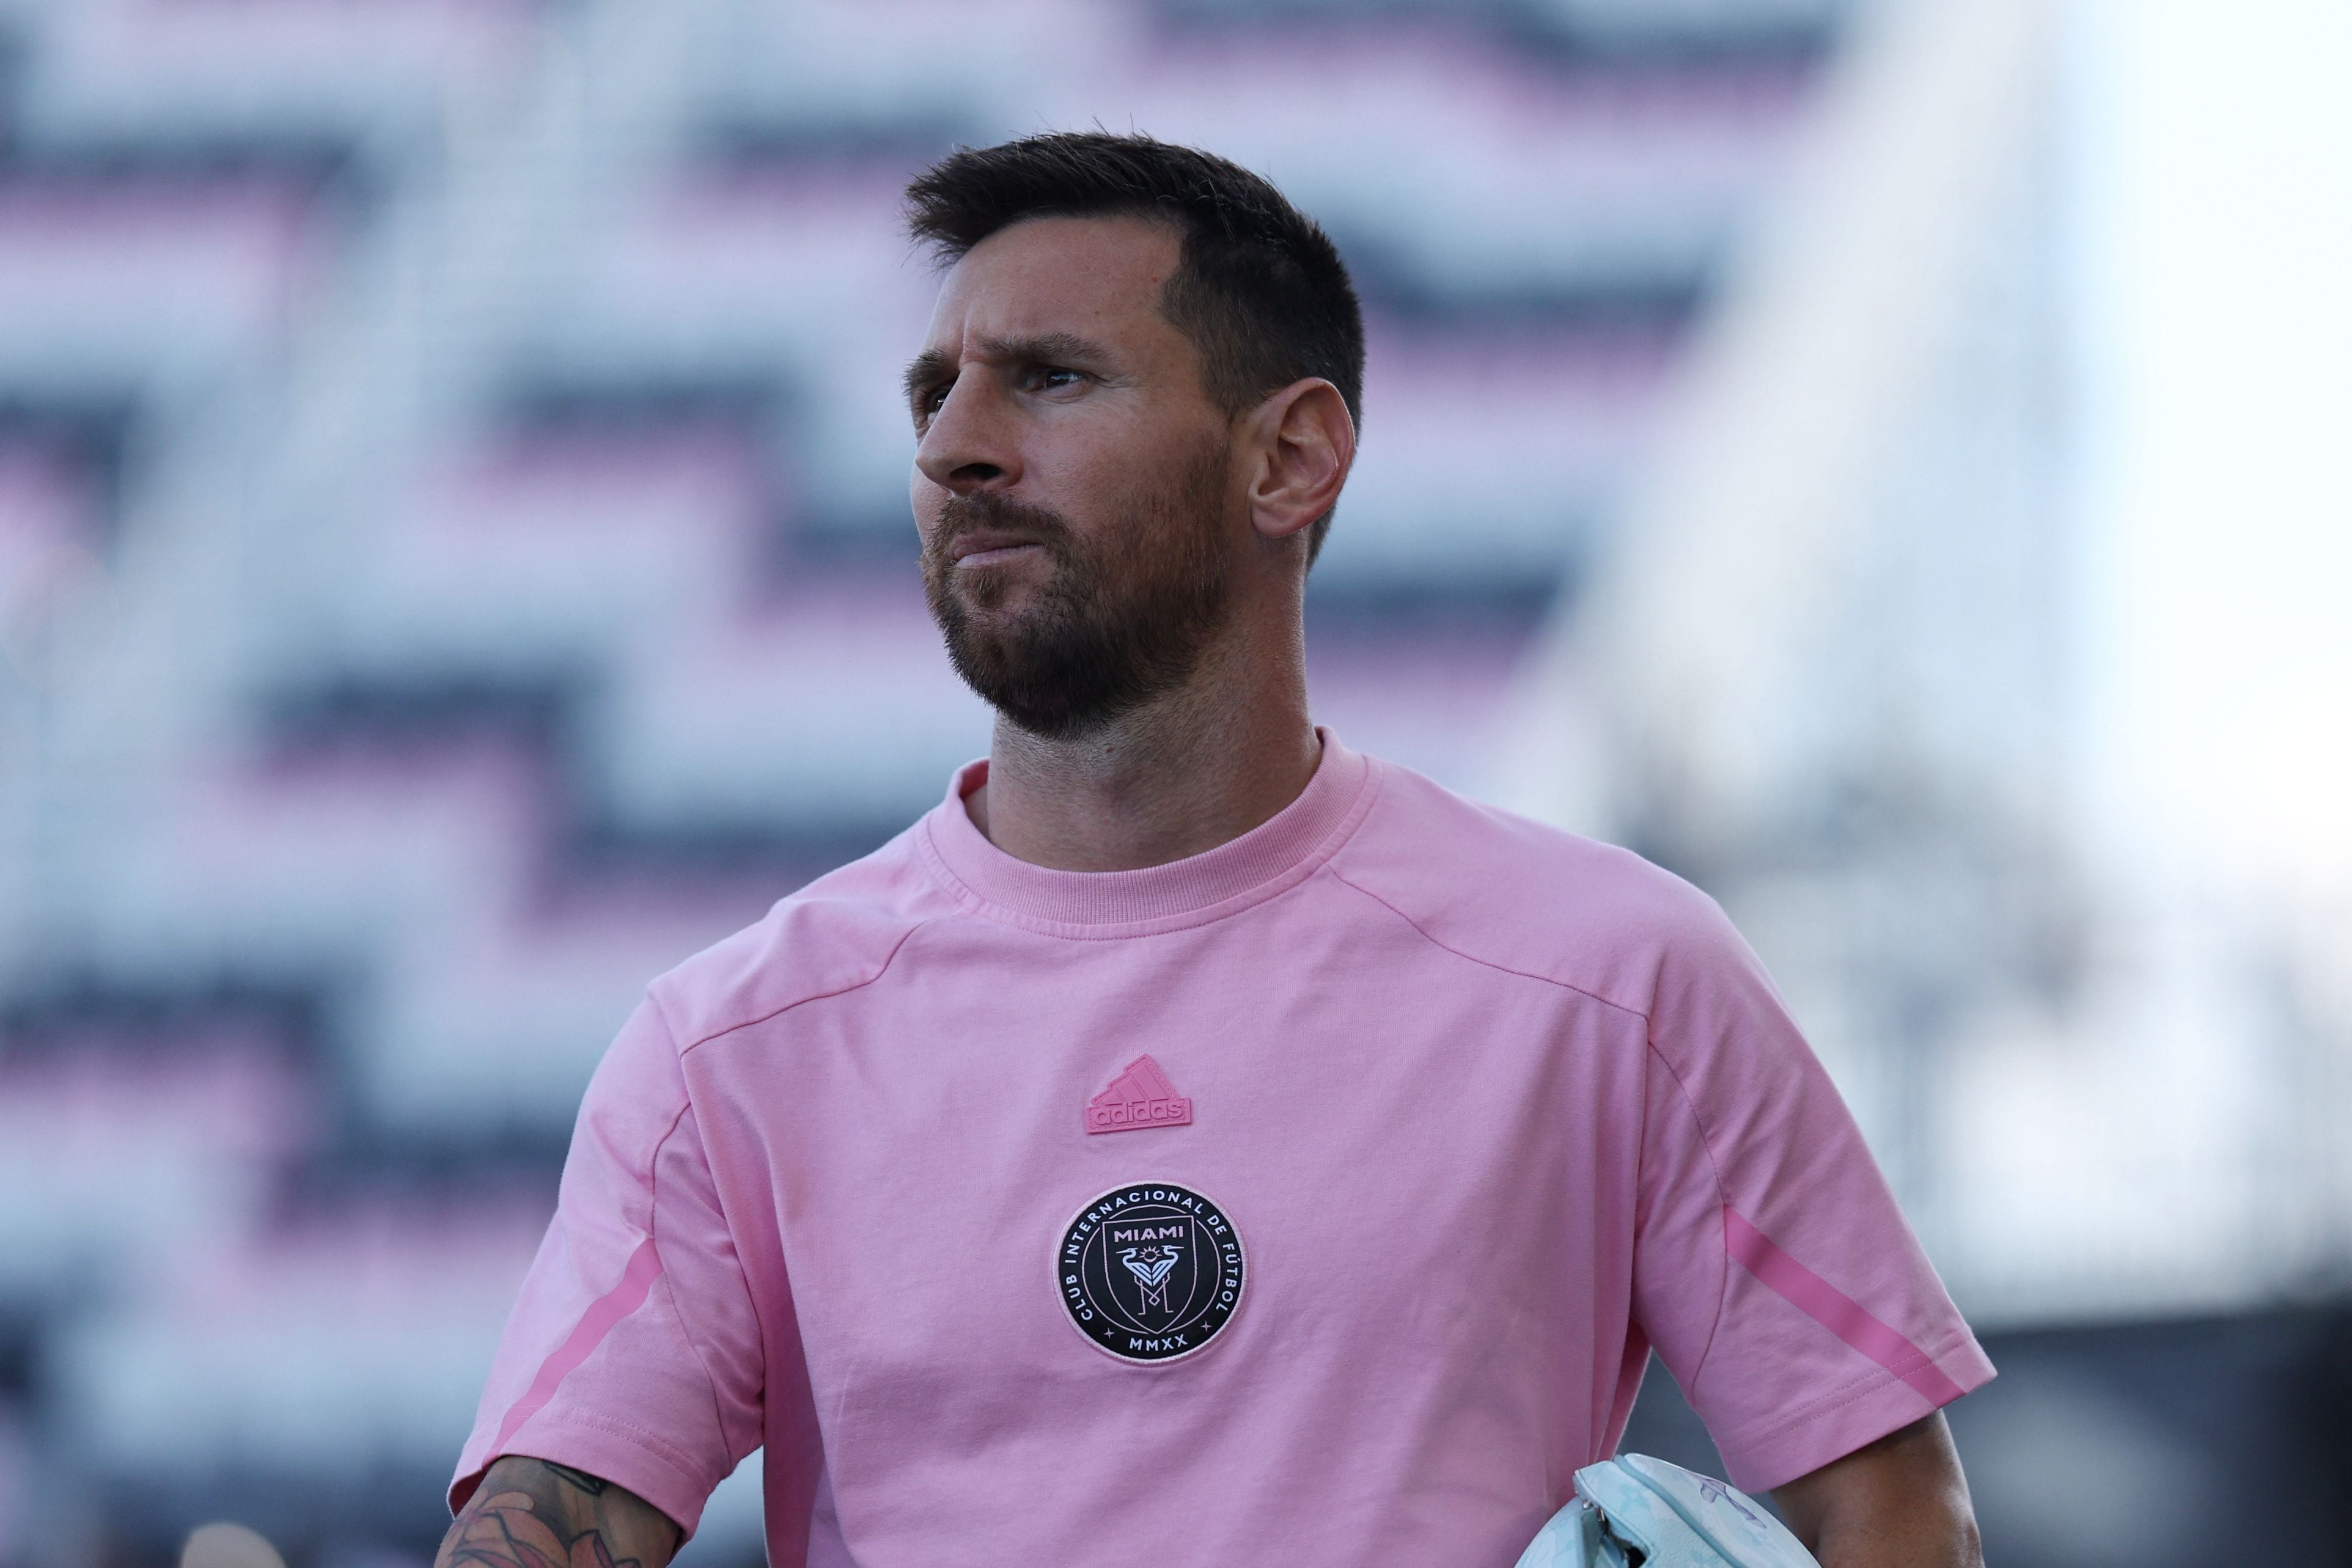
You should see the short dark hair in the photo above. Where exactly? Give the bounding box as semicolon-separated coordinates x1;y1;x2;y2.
905;131;1364;563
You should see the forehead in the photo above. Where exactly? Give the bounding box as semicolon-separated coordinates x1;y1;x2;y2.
921;214;1185;353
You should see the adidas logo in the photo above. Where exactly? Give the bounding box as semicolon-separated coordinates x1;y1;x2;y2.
1084;1055;1194;1135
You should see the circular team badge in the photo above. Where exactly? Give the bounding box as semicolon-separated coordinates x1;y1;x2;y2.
1056;1181;1246;1363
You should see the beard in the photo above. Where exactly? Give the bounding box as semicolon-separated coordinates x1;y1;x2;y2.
922;436;1234;740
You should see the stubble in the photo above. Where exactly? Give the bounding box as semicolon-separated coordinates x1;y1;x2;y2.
922;435;1235;739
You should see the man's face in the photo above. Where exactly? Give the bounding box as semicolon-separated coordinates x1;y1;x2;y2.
906;216;1240;738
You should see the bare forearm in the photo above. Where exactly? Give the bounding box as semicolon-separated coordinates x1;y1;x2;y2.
438;1457;682;1568
1773;1413;1983;1568
1806;1498;1982;1568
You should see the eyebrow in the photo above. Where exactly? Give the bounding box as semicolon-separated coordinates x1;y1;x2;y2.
902;331;1115;403
902;348;955;403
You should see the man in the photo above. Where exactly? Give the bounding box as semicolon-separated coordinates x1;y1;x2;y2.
440;133;1991;1568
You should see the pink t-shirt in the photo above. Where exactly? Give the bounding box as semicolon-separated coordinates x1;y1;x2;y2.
453;736;1991;1566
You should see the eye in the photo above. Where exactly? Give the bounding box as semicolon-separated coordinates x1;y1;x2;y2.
1026;365;1087;394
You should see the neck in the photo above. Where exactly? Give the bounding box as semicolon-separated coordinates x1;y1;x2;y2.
967;618;1320;873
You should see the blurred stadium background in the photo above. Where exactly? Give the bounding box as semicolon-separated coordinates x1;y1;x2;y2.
0;0;2345;1564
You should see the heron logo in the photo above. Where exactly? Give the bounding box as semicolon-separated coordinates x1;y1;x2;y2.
1055;1182;1245;1363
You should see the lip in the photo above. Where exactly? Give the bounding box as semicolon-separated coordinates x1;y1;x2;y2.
948;531;1044;566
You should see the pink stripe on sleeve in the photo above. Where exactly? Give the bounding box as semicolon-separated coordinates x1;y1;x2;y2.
1723;1208;1965;1406
491;1236;665;1453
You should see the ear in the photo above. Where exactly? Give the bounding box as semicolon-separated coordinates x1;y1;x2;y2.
1241;378;1356;545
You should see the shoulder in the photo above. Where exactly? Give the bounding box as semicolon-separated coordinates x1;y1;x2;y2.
645;824;947;1052
1329;758;1752;1022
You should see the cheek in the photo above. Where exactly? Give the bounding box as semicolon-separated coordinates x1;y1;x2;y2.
1029;423;1161;527
910;473;946;537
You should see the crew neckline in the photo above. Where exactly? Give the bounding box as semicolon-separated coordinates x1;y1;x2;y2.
917;729;1375;932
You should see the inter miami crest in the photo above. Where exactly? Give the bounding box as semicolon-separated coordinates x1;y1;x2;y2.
1056;1182;1246;1363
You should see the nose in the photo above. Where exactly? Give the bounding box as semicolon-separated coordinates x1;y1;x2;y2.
914;370;1023;496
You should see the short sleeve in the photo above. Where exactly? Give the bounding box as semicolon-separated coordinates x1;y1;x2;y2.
1629;899;1994;1493
449;997;765;1535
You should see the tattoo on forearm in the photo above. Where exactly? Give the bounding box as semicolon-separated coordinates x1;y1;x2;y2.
446;1491;637;1568
542;1462;609;1497
438;1458;680;1568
